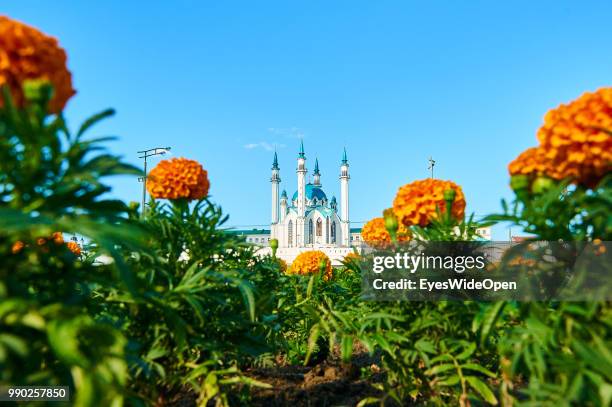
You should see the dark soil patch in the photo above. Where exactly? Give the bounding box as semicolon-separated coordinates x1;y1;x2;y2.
247;350;387;407
162;348;391;407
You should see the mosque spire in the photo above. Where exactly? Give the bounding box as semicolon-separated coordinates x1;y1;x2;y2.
341;147;348;165
298;139;305;158
272;150;279;170
313;158;321;186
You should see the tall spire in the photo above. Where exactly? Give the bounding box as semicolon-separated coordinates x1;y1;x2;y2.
313;157;321;186
298;139;305;158
272;150;279;169
341;147;348;164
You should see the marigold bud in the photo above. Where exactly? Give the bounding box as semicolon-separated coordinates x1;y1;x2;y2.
22;79;53;106
531;176;555;194
318;256;328;275
383;212;399;237
269;238;279;250
269;238;279;258
443;188;457;202
510;175;530;191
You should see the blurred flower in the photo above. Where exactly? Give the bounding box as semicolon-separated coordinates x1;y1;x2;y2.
344;252;360;263
392;179;466;227
276;258;288;274
52;232;64;245
0;16;75;113
593;239;606;256
361;217;410;249
535;88;612;186
342;252;361;271
11;241;24;254
66;241;81;256
147;157;210;201
288;250;332;281
507;256;537;267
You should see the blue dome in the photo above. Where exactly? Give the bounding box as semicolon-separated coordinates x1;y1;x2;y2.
292;184;327;202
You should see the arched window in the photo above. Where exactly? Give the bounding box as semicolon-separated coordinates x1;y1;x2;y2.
331;221;336;244
308;219;313;244
288;220;293;247
316;218;322;237
326;218;330;243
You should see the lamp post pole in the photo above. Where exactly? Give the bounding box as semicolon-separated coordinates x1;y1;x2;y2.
138;147;171;219
428;156;436;179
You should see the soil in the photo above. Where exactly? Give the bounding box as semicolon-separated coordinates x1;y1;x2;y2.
163;347;389;407
247;357;384;406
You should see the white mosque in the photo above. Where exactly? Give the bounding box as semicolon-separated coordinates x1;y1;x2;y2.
242;142;493;264
258;141;357;264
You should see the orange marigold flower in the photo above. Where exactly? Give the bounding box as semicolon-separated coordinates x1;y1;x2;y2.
535;88;612;186
147;158;210;201
52;232;64;245
508;147;565;180
66;241;81;256
288;250;333;281
11;241;25;254
392;179;466;227
36;237;47;246
361;217;410;249
0;16;75;113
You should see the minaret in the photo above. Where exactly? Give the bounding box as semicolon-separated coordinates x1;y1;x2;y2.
296;140;307;246
279;190;288;223
271;151;281;238
339;148;350;246
313;158;321;186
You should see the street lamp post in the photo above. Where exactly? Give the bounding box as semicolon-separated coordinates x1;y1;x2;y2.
138;147;171;219
428;156;436;179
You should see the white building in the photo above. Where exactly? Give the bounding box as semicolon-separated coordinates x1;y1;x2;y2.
258;142;356;265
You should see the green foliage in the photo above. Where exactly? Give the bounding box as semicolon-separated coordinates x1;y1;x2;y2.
2;80;610;407
0;86;144;406
98;198;274;404
487;176;612;241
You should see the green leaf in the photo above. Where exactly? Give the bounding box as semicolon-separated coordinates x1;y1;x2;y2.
437;374;460;386
237;280;256;322
465;375;498;405
304;324;320;366
341;335;353;363
456;342;476;360
76;108;115;139
478;302;505;346
462;363;496;378
426;363;456;376
0;333;29;357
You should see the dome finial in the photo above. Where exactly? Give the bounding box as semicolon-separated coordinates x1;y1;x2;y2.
298;139;305;158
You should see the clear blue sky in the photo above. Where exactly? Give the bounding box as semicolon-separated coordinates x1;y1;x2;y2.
4;1;612;238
